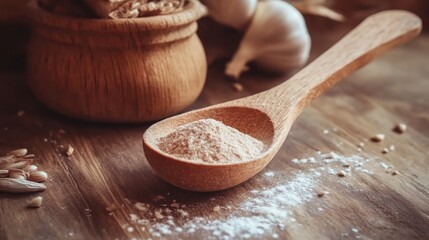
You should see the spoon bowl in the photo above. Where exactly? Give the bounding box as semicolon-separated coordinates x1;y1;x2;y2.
143;10;422;192
144;106;277;191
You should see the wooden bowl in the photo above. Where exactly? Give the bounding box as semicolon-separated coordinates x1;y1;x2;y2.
26;0;207;122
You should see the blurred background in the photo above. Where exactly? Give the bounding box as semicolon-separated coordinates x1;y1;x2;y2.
0;0;428;72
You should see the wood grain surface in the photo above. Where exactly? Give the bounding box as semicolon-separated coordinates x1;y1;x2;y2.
1;17;429;240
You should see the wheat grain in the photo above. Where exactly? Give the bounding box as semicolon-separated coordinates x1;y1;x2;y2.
28;171;48;183
28;196;43;208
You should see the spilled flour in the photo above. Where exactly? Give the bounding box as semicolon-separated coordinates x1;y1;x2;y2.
119;151;395;239
127;171;317;239
157;119;265;163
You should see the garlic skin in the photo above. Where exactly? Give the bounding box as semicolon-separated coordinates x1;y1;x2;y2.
201;0;257;31
225;0;311;79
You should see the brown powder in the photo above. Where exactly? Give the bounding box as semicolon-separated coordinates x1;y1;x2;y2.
156;119;265;163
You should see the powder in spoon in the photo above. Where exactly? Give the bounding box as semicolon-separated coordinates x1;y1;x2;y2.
157;119;265;163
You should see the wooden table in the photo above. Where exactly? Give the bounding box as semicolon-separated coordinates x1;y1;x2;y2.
0;19;428;240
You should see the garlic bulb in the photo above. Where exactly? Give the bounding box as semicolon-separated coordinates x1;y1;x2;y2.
225;0;311;79
200;0;257;31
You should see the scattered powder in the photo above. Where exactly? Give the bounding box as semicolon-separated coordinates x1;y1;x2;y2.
122;149;398;239
157;119;265;163
121;148;399;239
292;152;375;176
127;171;318;239
292;151;401;178
379;162;398;175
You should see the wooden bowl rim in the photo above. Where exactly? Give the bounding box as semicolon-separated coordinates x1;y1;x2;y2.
27;0;207;32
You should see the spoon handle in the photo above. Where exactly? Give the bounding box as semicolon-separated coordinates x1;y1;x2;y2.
260;10;421;118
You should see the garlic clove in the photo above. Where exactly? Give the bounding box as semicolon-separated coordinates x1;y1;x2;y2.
201;0;257;31
226;0;311;79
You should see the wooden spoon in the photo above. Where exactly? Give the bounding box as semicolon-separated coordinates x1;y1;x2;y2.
143;11;421;192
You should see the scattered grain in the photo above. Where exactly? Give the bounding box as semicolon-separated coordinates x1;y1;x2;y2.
66;145;74;156
28;196;43;208
370;134;385;142
7;148;28;157
28;171;48;182
317;191;329;197
23;165;38;172
393;123;407;134
213;206;221;212
337;170;346;177
392;170;399;176
382;148;389;154
5;159;32;170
